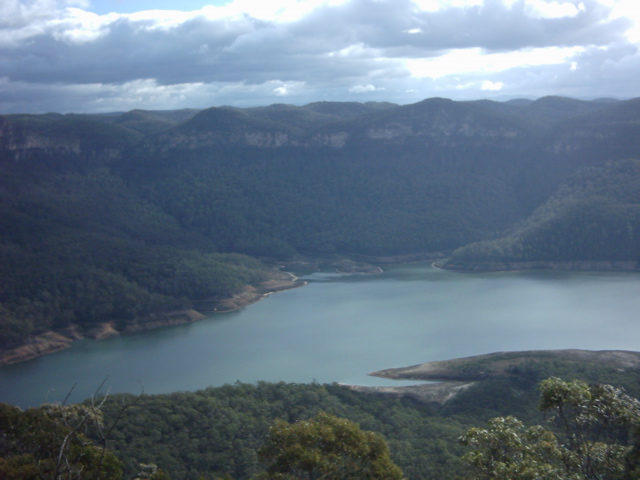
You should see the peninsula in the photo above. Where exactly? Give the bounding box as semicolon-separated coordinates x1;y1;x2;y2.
345;350;640;404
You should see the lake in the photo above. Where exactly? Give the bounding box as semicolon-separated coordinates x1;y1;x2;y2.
1;263;639;408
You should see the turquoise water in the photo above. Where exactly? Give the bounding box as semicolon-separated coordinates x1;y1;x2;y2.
1;264;639;407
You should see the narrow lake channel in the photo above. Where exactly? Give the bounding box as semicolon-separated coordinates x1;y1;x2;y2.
2;264;639;408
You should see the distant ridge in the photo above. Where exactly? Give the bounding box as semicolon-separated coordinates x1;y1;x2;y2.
1;96;639;360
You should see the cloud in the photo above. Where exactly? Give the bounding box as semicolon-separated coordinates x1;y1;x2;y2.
406;46;586;78
481;80;505;90
0;0;637;113
520;0;586;18
349;84;383;93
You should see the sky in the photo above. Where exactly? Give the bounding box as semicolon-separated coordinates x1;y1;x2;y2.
1;0;638;113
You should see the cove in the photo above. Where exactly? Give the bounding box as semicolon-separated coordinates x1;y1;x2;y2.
1;264;640;408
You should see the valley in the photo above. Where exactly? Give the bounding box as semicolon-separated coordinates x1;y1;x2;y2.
2;96;639;359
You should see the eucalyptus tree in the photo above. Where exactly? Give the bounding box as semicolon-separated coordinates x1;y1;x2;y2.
461;377;640;480
258;412;404;479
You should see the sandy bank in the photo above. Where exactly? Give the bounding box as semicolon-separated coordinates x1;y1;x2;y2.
370;350;640;382
0;271;304;366
341;350;640;404
0;310;208;366
194;270;307;313
344;381;477;405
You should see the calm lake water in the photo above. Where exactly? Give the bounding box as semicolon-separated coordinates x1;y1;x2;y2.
1;264;640;408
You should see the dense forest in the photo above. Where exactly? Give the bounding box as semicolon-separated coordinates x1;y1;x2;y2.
1;96;639;355
4;352;640;479
443;158;640;268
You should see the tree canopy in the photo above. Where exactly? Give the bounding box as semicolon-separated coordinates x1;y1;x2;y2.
0;402;123;480
461;378;640;480
258;412;404;480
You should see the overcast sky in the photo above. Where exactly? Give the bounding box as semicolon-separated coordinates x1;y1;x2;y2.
1;0;638;113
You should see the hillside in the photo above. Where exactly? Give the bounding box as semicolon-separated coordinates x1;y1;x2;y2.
1;96;639;360
442;159;640;270
91;349;640;480
346;350;640;403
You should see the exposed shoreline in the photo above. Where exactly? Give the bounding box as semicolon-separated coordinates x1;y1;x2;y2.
1;255;385;366
343;349;640;404
0;269;307;367
0;255;389;366
0;310;209;366
2;255;637;366
195;270;308;314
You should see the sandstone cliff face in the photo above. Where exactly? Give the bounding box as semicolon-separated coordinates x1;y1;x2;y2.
136;97;544;152
546;127;626;154
153;128;297;151
0;116;136;164
0;118;82;158
150;124;358;150
364;119;521;143
307;131;350;147
149;116;524;152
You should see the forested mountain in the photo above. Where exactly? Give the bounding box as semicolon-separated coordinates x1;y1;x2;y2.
444;159;640;269
1;96;639;358
90;352;640;479
5;351;640;479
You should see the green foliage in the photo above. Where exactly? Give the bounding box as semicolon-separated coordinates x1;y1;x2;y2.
258;412;404;479
448;159;640;266
461;416;563;480
539;378;640;480
91;362;640;480
0;402;123;480
623;430;640;479
461;378;640;480
134;463;173;480
96;382;468;480
2;97;640;351
0;164;269;349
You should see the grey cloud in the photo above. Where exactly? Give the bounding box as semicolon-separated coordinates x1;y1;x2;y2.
436;43;640;100
4;0;626;85
412;0;627;51
2;12;399;89
286;0;627;54
0;0;637;113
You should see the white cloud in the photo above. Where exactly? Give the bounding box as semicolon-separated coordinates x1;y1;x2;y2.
200;0;350;23
412;0;484;11
50;8;116;44
601;0;640;43
349;84;382;93
411;0;442;12
270;80;305;96
523;0;585;19
406;46;585;78
0;0;637;113
481;80;504;90
0;77;210;113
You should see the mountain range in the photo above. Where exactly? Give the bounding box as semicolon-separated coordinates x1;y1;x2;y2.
1;96;639;358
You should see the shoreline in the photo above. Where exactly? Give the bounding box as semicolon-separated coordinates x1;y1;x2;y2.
196;270;308;313
0;255;384;367
0;270;306;367
2;255;637;366
436;259;639;273
342;349;640;404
